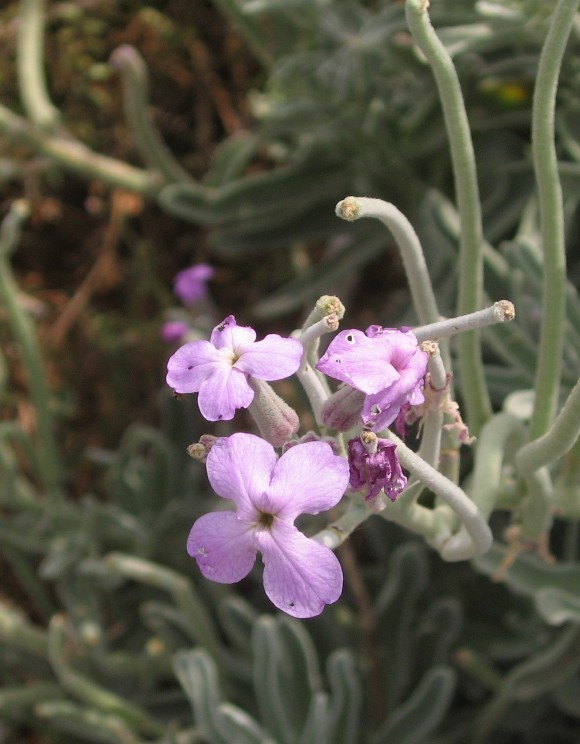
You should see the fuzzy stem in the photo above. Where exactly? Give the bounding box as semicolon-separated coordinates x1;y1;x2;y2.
443;412;526;557
529;0;580;438
385;430;492;560
405;0;491;435
313;500;372;550
296;315;339;424
413;301;515;343
336;196;440;326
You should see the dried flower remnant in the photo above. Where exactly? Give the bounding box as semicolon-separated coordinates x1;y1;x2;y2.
317;326;428;430
166;315;303;421
187;433;349;618
348;432;407;510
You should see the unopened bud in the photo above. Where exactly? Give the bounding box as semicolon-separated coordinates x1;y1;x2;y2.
316;295;345;320
320;385;365;432
248;379;299;447
187;434;218;462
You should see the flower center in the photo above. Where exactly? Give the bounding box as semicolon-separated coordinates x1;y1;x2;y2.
257;511;274;529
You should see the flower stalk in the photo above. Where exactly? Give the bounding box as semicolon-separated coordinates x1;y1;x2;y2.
528;0;580;439
405;0;491;435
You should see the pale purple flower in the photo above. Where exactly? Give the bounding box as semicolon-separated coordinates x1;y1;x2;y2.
166;315;303;421
160;320;190;343
316;326;428;431
348;436;407;503
174;263;214;305
187;433;349;618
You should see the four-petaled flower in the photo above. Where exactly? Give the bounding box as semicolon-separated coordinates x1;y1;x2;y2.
174;263;215;305
166;315;303;421
187;433;350;618
316;326;428;431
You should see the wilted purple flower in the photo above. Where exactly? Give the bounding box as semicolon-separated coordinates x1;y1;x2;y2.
316;326;428;431
160;320;190;343
166;315;303;421
348;434;407;505
174;263;215;305
187;433;350;618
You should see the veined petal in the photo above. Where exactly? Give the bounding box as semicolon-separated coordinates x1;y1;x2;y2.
257;520;343;618
265;441;349;521
187;511;257;583
197;366;254;421
206;433;277;519
316;330;399;394
166;341;222;393
237;335;303;380
210;315;256;350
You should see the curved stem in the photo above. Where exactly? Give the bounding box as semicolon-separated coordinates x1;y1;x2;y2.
517;376;580;474
110;45;195;185
444;412;526;557
17;0;61;130
529;0;580;439
0;104;160;196
296;315;339;424
405;0;491;435
385;430;492;560
336;196;440;326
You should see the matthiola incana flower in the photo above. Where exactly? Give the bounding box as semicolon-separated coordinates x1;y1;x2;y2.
317;325;428;430
173;263;215;305
160;320;190;344
348;433;407;508
166;315;303;421
187;433;350;618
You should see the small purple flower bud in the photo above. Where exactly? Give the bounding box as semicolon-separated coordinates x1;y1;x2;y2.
247;378;299;447
348;433;407;505
174;264;215;305
320;386;366;431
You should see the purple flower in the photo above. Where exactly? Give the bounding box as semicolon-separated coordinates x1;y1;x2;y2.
187;433;350;618
174;263;215;305
160;320;190;343
348;434;407;504
166;315;303;421
316;326;428;430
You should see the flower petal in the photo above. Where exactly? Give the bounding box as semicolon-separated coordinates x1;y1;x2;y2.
166;341;222;393
265;441;349;521
257;520;343;618
206;433;277;519
174;264;214;304
316;329;399;394
210;316;256;350
187;511;257;583
197;366;254;421
362;366;426;430
236;335;303;380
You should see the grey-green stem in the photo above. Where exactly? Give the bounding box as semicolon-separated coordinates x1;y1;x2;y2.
405;0;491;435
529;0;580;438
